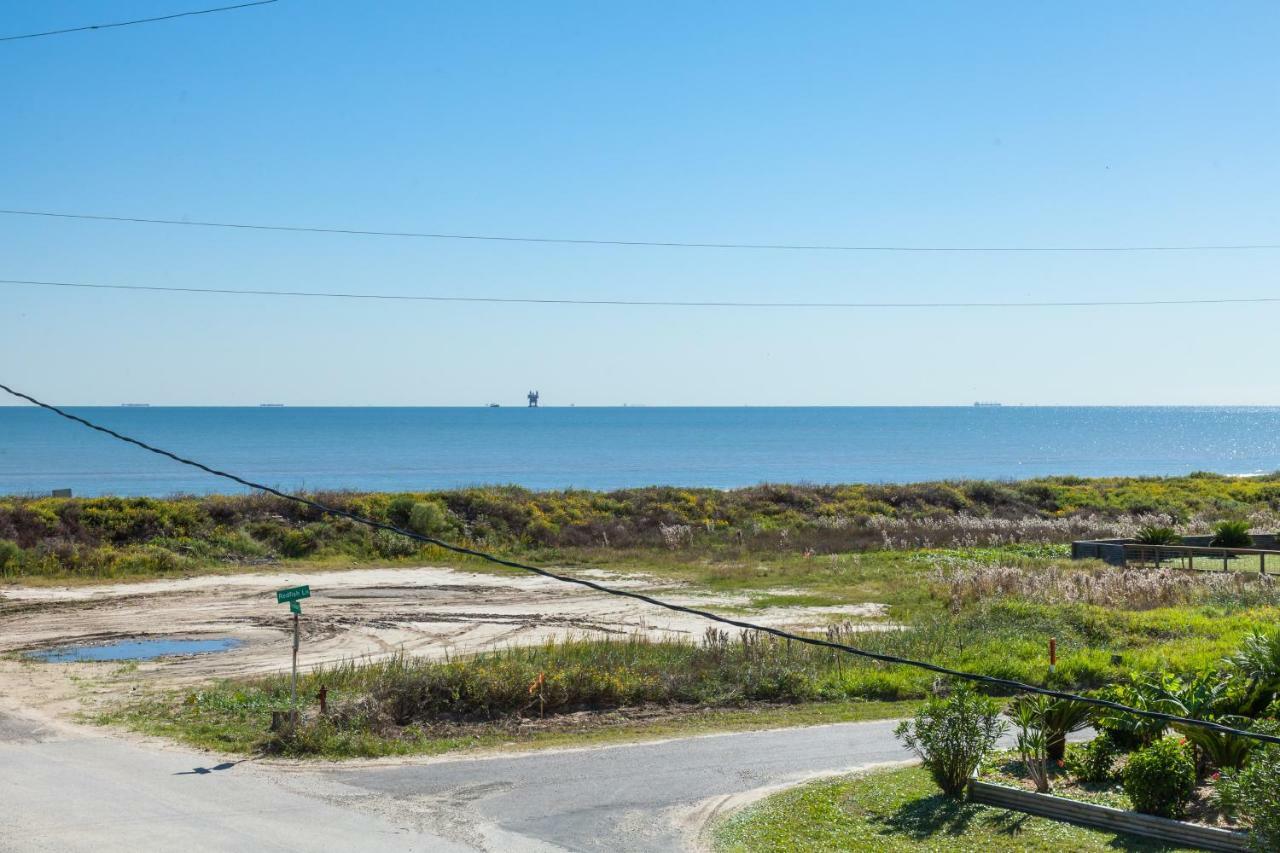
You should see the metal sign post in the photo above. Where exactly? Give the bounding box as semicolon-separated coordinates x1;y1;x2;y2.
276;586;311;723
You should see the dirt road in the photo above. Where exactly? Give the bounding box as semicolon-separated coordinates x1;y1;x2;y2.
0;565;887;721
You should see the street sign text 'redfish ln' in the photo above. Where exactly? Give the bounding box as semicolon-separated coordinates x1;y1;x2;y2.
276;585;310;604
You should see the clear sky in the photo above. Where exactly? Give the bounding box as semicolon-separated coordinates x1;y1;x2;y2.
2;1;1278;406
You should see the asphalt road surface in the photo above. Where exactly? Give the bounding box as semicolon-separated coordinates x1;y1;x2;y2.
0;711;919;852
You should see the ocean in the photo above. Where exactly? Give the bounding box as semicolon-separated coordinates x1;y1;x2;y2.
2;406;1278;497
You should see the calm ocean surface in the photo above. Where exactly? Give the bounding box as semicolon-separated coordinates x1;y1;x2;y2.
2;407;1279;497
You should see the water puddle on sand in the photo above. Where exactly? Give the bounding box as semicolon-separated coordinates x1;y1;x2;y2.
26;638;242;663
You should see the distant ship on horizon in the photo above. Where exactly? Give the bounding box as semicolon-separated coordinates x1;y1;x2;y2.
973;401;1003;407
259;403;285;407
120;403;150;408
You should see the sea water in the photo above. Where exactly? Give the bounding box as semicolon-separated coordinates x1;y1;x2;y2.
1;406;1278;496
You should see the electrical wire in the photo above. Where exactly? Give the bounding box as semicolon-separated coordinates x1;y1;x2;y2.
3;207;1278;252
3;380;1278;745
0;1;278;42
4;277;1279;310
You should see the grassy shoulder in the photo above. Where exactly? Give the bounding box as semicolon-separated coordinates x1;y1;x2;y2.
96;685;916;759
713;765;1198;852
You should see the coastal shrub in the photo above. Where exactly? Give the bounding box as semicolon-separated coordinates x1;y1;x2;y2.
7;475;1280;576
386;495;416;527
1211;519;1254;548
372;529;419;558
1214;722;1280;852
408;500;452;538
0;539;24;576
1066;731;1123;783
1122;738;1196;818
894;686;1006;797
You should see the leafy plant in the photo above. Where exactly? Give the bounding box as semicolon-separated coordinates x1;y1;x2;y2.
1010;696;1051;793
1065;731;1123;783
1176;719;1255;774
1214;722;1280;852
1122;737;1197;819
1095;678;1177;749
894;686;1006;797
1228;630;1280;716
1211;519;1253;549
1134;525;1181;546
1009;694;1094;761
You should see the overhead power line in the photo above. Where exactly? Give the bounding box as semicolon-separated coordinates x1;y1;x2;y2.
3;380;1278;747
4;277;1279;310
0;1;278;43
3;207;1279;253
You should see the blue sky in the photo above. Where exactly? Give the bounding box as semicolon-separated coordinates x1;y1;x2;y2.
2;1;1278;406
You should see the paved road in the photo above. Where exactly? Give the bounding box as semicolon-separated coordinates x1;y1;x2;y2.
1;711;917;852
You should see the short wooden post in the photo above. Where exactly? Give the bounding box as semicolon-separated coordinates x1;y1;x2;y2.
1223;550;1229;572
1261;552;1266;576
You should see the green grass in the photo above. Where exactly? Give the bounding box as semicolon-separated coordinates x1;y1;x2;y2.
714;765;1198;852
96;688;916;759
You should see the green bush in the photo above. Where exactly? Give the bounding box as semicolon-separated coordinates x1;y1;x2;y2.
0;539;24;576
1211;519;1253;548
408;501;452;538
894;686;1006;797
386;495;416;527
1122;738;1196;818
372;528;419;558
1066;731;1124;783
1214;722;1280;852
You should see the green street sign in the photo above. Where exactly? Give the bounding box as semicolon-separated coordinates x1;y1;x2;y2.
289;600;301;615
276;585;311;604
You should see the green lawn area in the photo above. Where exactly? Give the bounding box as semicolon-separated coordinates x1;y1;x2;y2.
714;765;1198;852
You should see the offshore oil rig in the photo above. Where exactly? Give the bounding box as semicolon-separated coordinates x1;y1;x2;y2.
527;390;540;407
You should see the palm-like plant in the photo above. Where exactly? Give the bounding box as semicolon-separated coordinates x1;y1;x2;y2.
1010;696;1051;793
1226;629;1280;716
1135;525;1181;546
1148;672;1252;776
1009;694;1094;761
1174;717;1255;773
1210;519;1253;548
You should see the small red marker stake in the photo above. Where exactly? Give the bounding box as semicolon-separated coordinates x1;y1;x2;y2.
1049;637;1057;675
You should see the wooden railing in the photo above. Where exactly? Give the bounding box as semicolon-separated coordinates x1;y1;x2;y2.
1122;542;1280;574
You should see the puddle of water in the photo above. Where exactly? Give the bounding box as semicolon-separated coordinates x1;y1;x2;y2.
26;638;242;663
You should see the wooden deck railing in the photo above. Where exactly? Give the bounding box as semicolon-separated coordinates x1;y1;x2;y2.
1122;542;1279;574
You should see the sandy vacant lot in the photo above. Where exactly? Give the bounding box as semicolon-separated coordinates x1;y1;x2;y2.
0;565;887;725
